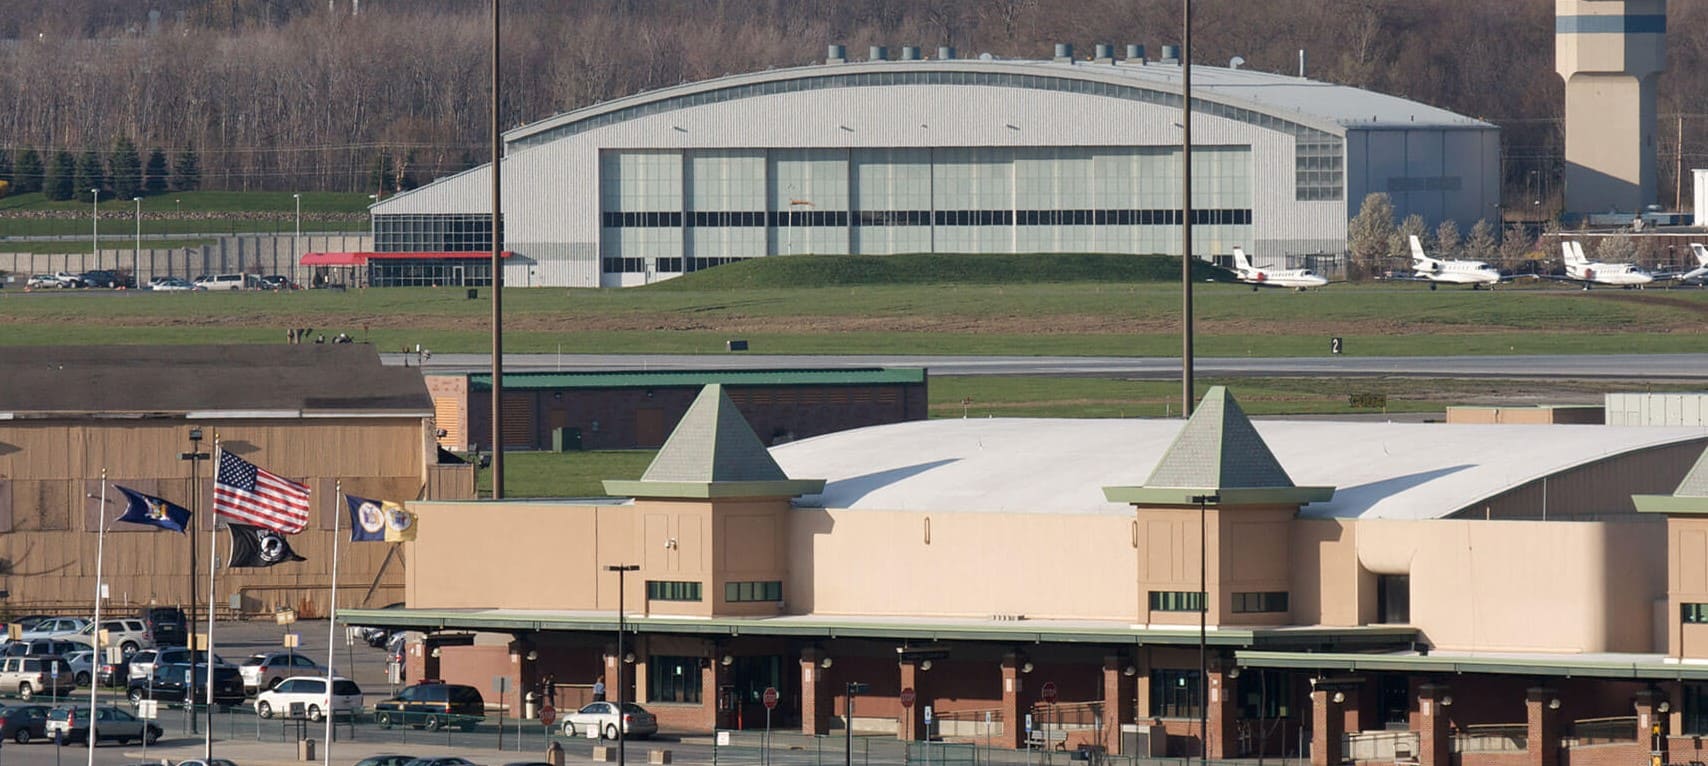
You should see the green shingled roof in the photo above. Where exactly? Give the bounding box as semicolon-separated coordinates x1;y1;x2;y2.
466;368;923;391
1102;386;1334;506
603;384;825;500
1634;446;1708;514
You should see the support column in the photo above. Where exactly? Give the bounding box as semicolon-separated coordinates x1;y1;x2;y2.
1525;688;1561;766
999;653;1024;749
1635;689;1668;765
899;660;926;741
1309;688;1345;766
801;648;832;735
707;655;730;730
1102;657;1136;755
1207;667;1238;759
1416;685;1451;766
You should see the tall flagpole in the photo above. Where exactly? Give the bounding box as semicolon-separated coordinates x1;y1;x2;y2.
205;442;219;758
324;481;342;766
88;470;109;765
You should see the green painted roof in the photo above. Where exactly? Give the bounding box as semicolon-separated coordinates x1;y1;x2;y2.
603;384;824;499
465;368;924;391
1103;386;1333;505
1633;446;1708;513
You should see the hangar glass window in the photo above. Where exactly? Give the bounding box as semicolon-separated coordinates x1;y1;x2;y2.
374;214;499;252
725;581;783;603
647;656;703;704
1149;591;1204;612
1376;574;1410;624
1150;669;1202;719
646;581;702;602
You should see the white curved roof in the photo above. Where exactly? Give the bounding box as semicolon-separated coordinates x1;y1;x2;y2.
768;418;1707;520
506;57;1489;148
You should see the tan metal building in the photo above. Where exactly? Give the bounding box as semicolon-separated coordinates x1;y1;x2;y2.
349;385;1708;765
0;344;474;618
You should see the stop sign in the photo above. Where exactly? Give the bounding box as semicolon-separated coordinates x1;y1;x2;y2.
1040;681;1058;704
539;705;557;726
900;687;916;708
763;687;779;710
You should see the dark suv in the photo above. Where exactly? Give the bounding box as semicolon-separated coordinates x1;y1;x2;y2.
138;607;187;647
126;663;244;707
77;270;129;289
373;682;485;731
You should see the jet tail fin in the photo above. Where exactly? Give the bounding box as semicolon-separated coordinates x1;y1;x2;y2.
1409;235;1432;265
1692;243;1708;266
1563;240;1586;265
1232;247;1252;272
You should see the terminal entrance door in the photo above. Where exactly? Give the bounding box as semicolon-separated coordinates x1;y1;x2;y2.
727;655;796;729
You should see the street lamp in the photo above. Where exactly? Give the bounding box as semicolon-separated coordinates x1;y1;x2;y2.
133;197;142;287
1192;493;1219;766
293;193;302;239
92;188;101;260
605;564;640;766
845;681;870;766
178;428;210;735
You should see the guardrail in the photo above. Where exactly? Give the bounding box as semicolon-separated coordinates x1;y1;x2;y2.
1568;716;1638;746
1344;729;1420;762
1452;724;1527;753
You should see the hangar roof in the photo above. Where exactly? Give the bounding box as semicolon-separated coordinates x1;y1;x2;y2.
0;344;433;418
768;418;1707;520
504;57;1490;149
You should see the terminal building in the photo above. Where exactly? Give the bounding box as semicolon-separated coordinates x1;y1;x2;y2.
363;44;1499;288
349;384;1708;765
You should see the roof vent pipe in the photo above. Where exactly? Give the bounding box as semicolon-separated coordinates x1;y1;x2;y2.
1160;44;1180;64
1126;44;1146;63
901;46;921;61
1229;55;1245;70
938;46;956;60
1298;49;1307;78
1053;43;1073;62
1093;44;1114;63
827;44;846;64
870;45;888;62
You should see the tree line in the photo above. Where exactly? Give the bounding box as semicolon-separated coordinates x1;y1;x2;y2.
0;0;1702;209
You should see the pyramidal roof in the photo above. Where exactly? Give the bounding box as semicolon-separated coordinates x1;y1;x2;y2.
1634;445;1708;515
603;384;825;499
1104;386;1334;506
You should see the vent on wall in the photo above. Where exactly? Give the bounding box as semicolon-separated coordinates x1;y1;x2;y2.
990;613;1028;621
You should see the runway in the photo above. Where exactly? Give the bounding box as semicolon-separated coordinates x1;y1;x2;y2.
387;352;1708;380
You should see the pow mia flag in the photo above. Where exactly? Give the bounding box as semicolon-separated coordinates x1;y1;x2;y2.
227;523;307;568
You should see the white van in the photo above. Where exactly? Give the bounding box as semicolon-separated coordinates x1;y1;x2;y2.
194;274;248;291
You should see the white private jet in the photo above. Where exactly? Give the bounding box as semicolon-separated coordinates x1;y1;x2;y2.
1547;240;1654;289
1679;243;1708;285
1230;247;1329;291
1405;235;1505;290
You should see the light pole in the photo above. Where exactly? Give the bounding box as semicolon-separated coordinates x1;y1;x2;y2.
177;428;210;735
293;193;302;239
845;681;868;766
92;188;101;262
133;197;142;287
605;564;639;766
1192;493;1219;766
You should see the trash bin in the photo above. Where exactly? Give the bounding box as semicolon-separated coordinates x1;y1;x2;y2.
525;691;538;720
299;738;316;761
552;427;582;452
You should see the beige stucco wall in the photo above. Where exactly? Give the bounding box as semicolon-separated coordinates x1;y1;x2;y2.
1350;518;1664;653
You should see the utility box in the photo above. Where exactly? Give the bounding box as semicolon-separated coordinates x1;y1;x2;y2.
552;427;583;452
299;739;316;761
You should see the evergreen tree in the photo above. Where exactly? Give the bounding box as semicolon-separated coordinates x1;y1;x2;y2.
14;148;43;194
109;137;143;199
76;149;107;202
143;148;169;195
171;147;201;191
45;150;76;201
0;148;11;185
368;151;396;195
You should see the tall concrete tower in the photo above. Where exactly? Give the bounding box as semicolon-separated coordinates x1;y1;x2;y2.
1555;0;1666;214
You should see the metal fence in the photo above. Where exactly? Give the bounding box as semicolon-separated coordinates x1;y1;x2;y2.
1452;724;1527;753
1568;716;1638;746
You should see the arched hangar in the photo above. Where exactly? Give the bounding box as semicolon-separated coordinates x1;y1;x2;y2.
371;46;1498;287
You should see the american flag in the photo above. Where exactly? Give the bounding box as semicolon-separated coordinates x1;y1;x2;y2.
213;450;310;534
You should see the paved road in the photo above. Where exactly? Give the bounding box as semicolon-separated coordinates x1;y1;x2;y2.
390;352;1708;381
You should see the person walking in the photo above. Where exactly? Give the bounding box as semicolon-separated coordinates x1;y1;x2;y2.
592;676;606;702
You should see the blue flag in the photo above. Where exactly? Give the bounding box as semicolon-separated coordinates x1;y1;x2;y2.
115;486;192;533
346;494;389;542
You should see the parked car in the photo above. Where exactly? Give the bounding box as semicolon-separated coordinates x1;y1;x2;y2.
560;701;658;740
51;272;84;288
0;656;76;700
353;755;418;766
192;273;247;290
0;703;50;743
2;639;83;659
70;619;151;657
257;274;295;290
62;651;94;687
96;656;128;688
402;758;482;766
253;677;363;721
126;647;226;685
126;662;244;706
77;270;129;289
44;705;161;746
149;276;201;292
17;618;88;642
9;616;52;631
25;275;60;289
240;652;325;692
137;606;188;647
175;760;241;766
372;682;485;731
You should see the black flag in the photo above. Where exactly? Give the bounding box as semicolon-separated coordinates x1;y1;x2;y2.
228;523;306;568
